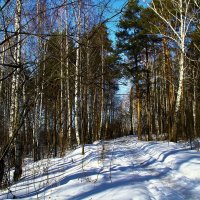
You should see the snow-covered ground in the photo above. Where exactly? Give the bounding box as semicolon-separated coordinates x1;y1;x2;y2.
0;136;200;200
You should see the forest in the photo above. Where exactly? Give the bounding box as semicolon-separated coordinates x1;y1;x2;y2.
0;0;199;194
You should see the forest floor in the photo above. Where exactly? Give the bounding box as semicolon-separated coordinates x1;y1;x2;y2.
0;136;200;200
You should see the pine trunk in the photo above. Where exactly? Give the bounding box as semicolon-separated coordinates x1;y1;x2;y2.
99;41;104;140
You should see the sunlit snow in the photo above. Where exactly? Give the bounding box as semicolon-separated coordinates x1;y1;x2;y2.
0;136;200;200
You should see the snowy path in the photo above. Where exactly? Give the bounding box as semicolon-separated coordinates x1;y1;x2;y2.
0;136;200;200
99;138;199;200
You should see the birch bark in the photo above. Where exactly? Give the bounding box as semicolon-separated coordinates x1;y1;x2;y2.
146;0;193;141
74;0;81;145
13;0;22;182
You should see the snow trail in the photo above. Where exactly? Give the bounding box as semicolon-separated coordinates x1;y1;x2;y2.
0;136;200;200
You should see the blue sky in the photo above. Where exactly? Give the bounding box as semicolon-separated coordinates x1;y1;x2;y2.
105;0;128;45
104;0;131;95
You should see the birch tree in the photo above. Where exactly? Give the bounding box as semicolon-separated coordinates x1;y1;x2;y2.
144;0;197;141
11;0;22;182
74;0;81;145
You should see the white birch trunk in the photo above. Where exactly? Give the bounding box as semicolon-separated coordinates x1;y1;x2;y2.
148;0;192;116
175;47;184;113
9;0;21;138
74;0;81;145
13;0;22;182
147;0;194;140
9;74;16;138
175;0;185;113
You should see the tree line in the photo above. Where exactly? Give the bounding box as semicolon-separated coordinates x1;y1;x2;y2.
117;0;200;142
0;0;126;187
0;0;199;188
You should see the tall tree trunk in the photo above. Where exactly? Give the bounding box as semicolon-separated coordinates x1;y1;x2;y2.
33;0;43;161
130;87;134;135
157;64;162;138
54;100;57;157
13;0;22;182
0;69;2;102
193;69;197;138
135;56;141;140
171;0;185;142
33;84;40;161
92;88;97;141
172;44;184;142
87;94;92;143
105;100;110;139
0;43;5;186
60;31;64;155
84;6;89;145
145;46;151;140
98;40;104;140
136;81;141;140
22;81;28;153
163;37;173;140
153;48;159;139
64;1;72;148
0;40;5;103
74;0;81;145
